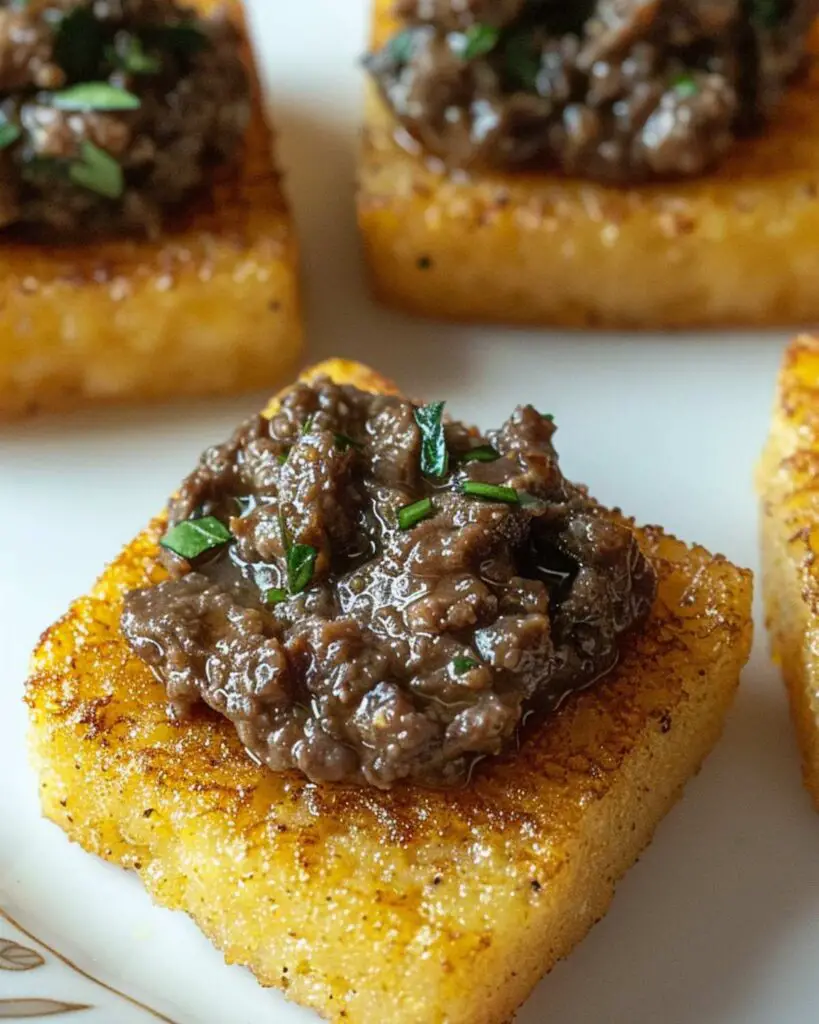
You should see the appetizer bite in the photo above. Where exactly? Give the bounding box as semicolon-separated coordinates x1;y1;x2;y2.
27;360;752;1023
759;334;819;810
0;0;301;417
359;0;819;328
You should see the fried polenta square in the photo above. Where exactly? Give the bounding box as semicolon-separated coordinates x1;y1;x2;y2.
0;0;301;418
759;334;819;810
358;2;819;329
26;358;753;1023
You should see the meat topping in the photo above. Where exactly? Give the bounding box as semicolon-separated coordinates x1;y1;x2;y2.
122;378;657;788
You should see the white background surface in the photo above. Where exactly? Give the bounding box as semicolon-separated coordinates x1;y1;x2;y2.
2;1;818;1021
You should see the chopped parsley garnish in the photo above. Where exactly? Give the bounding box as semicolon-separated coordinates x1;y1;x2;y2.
278;509;292;553
287;544;317;595
452;656;479;675
52;82;141;111
334;432;363;452
458;444;500;464
462;481;519;504
672;74;698;98
277;449;290;465
0;122;21;150
69;141;124;199
462;24;500;61
277;507;317;594
398;497;435;531
518;491;543;508
388;29;415;64
265;587;287;605
109;36;161;75
414;402;448;479
160;516;231;559
504;31;540;91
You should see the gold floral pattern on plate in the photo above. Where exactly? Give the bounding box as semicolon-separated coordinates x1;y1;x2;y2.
0;909;176;1021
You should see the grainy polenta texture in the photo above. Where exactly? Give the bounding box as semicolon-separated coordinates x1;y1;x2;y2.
359;2;819;328
759;335;819;809
0;0;301;418
27;360;753;1024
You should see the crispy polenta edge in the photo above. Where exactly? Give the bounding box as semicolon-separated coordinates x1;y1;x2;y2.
0;0;302;418
358;4;819;328
27;359;753;1024
758;334;819;809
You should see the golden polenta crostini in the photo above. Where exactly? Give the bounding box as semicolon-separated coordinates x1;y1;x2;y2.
358;1;819;328
27;359;752;1024
0;0;301;417
759;334;819;809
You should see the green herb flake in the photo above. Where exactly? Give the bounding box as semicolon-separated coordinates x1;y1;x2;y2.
109;35;161;75
504;31;540;91
276;506;317;594
53;82;141;111
287;544;317;595
265;587;287;605
69;141;124;199
278;508;292;554
334;432;363;452
452;656;479;676
458;444;500;464
462;24;500;61
398;496;435;531
518;491;543;508
462;481;520;504
160;516;231;559
387;29;414;64
672;74;698;98
0;122;21;150
414;401;449;479
277;449;290;465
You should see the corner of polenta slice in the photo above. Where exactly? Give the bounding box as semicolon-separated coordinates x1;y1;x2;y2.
0;0;302;418
759;334;819;809
27;359;752;1024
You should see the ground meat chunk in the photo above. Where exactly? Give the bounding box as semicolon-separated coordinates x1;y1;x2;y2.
0;10;58;92
122;377;657;788
636;74;735;177
366;0;819;182
122;573;291;720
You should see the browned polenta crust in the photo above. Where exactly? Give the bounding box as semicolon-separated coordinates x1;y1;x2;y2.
27;360;753;1023
759;334;819;808
0;0;302;417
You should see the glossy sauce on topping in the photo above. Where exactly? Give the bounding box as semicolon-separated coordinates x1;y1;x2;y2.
122;377;657;788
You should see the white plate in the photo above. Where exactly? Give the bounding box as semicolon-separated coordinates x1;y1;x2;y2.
2;2;819;1022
